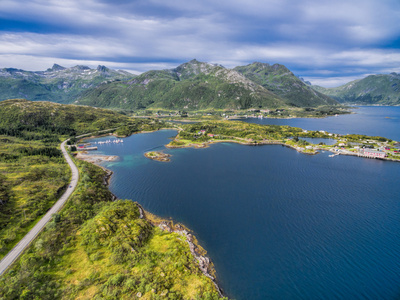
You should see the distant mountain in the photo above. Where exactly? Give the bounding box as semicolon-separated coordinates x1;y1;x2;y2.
0;64;133;103
77;59;287;110
312;73;400;105
234;62;338;107
0;60;341;110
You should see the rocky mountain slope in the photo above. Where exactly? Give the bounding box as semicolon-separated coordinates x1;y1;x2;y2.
77;59;338;110
234;62;338;107
0;64;133;103
312;73;400;105
0;60;341;110
77;59;287;110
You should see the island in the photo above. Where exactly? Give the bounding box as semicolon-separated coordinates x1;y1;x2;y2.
144;151;172;162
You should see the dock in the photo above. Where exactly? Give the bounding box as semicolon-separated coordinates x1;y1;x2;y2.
77;146;98;151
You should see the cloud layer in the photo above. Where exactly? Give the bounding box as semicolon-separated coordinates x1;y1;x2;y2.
1;0;399;86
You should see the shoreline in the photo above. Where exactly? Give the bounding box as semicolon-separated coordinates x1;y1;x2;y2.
167;138;400;162
75;151;119;165
166;138;319;155
75;137;225;298
136;204;225;297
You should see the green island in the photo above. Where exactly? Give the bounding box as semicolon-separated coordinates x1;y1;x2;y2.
144;151;172;162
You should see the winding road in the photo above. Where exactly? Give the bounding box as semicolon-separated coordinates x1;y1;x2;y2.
0;139;79;276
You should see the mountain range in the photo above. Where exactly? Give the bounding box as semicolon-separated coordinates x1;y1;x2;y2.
0;64;132;103
76;59;339;110
0;60;340;110
311;73;400;105
3;60;398;109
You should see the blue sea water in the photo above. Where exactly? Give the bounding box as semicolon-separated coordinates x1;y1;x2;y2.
86;106;400;299
242;106;400;141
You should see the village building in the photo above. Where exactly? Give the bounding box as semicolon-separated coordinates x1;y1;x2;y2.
362;149;387;158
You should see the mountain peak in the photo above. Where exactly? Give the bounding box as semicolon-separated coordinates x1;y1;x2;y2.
72;65;91;71
47;64;66;72
97;65;109;72
245;62;290;73
173;59;223;80
234;62;337;107
188;59;200;64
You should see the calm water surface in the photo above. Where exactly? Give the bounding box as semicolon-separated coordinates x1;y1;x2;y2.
86;107;400;299
243;106;400;141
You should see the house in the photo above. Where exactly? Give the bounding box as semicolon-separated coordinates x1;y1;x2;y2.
363;149;387;158
207;134;214;137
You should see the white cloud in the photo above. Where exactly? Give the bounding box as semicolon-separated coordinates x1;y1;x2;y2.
0;0;399;85
305;76;365;88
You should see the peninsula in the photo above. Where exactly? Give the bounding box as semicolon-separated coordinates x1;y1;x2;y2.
165;120;399;162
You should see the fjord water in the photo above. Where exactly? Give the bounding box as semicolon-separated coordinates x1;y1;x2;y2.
87;107;400;299
244;106;400;141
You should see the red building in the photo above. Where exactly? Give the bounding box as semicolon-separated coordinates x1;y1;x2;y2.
363;149;387;158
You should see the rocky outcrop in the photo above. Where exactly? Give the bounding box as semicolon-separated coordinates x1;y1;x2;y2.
156;220;224;297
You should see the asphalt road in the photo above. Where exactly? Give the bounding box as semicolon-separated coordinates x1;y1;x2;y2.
0;139;79;276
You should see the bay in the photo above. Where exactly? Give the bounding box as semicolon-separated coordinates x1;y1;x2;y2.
241;106;400;141
86;106;400;299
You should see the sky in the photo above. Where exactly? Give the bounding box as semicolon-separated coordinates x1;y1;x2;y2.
0;0;400;87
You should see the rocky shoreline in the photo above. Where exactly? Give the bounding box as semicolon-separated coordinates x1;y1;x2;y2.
80;146;226;298
137;205;225;298
144;151;172;162
75;151;119;164
166;138;319;155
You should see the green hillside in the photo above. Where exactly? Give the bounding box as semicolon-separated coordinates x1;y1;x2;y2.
0;65;133;103
234;62;338;107
0;99;164;257
77;59;286;110
312;73;400;105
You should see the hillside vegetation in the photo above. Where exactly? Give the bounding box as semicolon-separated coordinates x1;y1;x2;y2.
312;73;400;105
0;161;224;299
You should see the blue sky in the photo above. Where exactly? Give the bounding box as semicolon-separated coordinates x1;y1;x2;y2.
0;0;399;87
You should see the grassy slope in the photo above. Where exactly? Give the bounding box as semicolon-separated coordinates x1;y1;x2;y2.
0;136;70;259
312;73;400;105
0;99;164;258
0;160;223;299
